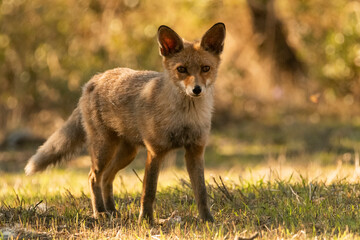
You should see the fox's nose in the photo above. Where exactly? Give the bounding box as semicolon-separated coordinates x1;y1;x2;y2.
192;85;202;95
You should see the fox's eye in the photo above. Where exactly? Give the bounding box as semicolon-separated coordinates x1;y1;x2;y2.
201;66;210;72
177;66;187;73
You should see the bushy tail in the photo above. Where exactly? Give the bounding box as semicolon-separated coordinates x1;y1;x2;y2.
25;107;86;175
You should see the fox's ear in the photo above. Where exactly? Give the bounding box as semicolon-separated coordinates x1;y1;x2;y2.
200;22;226;55
157;25;184;57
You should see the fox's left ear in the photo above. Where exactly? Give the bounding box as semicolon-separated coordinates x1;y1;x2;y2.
200;22;226;55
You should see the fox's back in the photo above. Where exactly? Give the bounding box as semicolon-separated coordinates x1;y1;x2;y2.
79;67;213;148
79;68;161;144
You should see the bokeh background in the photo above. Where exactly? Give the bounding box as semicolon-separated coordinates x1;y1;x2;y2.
1;0;360;171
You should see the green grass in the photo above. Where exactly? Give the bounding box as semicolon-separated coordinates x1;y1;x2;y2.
2;119;360;239
1;164;360;239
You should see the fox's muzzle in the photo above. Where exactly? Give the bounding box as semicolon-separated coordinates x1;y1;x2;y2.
192;85;202;95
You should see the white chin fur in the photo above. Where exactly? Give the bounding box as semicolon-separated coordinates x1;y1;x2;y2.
188;93;202;98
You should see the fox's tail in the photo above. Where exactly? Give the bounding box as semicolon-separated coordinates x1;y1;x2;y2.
25;107;86;175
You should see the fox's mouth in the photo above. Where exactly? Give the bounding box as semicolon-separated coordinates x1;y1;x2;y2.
185;89;203;98
189;93;202;98
185;88;204;98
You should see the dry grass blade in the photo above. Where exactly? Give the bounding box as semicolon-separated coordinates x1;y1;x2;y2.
179;178;192;189
289;185;302;203
213;176;233;201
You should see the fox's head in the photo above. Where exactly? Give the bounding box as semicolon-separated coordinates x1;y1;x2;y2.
158;23;226;98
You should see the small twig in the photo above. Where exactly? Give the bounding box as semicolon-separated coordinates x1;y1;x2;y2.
213;177;225;196
132;169;143;184
309;183;317;201
219;176;234;201
213;177;233;201
179;178;192;189
2;201;10;210
235;232;259;240
289;185;301;203
311;185;317;201
13;189;21;206
30;200;43;212
237;187;247;201
65;189;76;201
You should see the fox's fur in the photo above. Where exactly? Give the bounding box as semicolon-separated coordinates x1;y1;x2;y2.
25;23;226;223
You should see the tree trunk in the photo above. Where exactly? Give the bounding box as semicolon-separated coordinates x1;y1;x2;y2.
247;0;305;84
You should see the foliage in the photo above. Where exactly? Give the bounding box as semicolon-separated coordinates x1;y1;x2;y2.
279;0;360;95
1;0;360;134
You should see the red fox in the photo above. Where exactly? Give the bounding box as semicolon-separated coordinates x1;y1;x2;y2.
25;23;226;223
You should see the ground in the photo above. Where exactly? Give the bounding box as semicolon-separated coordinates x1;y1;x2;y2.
1;120;360;239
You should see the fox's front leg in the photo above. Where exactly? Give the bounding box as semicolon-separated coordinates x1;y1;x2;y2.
185;144;214;222
139;150;165;224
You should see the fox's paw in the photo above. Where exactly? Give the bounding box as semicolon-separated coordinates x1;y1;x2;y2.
138;212;155;226
93;211;112;220
108;210;121;218
200;212;214;223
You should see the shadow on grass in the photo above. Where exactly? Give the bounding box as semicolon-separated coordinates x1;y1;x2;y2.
2;119;360;173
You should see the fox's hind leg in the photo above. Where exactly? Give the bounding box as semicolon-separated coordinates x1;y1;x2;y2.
102;139;138;214
87;131;118;218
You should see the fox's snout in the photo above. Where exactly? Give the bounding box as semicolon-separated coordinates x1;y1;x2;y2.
192;85;202;95
183;80;206;98
176;74;208;97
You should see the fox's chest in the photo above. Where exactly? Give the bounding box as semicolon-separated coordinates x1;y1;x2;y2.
139;94;213;149
163;110;211;149
166;125;203;148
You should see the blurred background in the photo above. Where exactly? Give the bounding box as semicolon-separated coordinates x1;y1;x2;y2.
1;0;360;172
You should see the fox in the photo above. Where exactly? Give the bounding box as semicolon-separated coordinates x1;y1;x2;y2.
25;22;226;223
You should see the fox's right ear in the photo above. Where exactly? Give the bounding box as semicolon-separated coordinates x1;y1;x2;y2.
157;25;184;57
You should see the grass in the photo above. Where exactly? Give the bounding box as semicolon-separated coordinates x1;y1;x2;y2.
1;161;360;239
2;119;360;239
